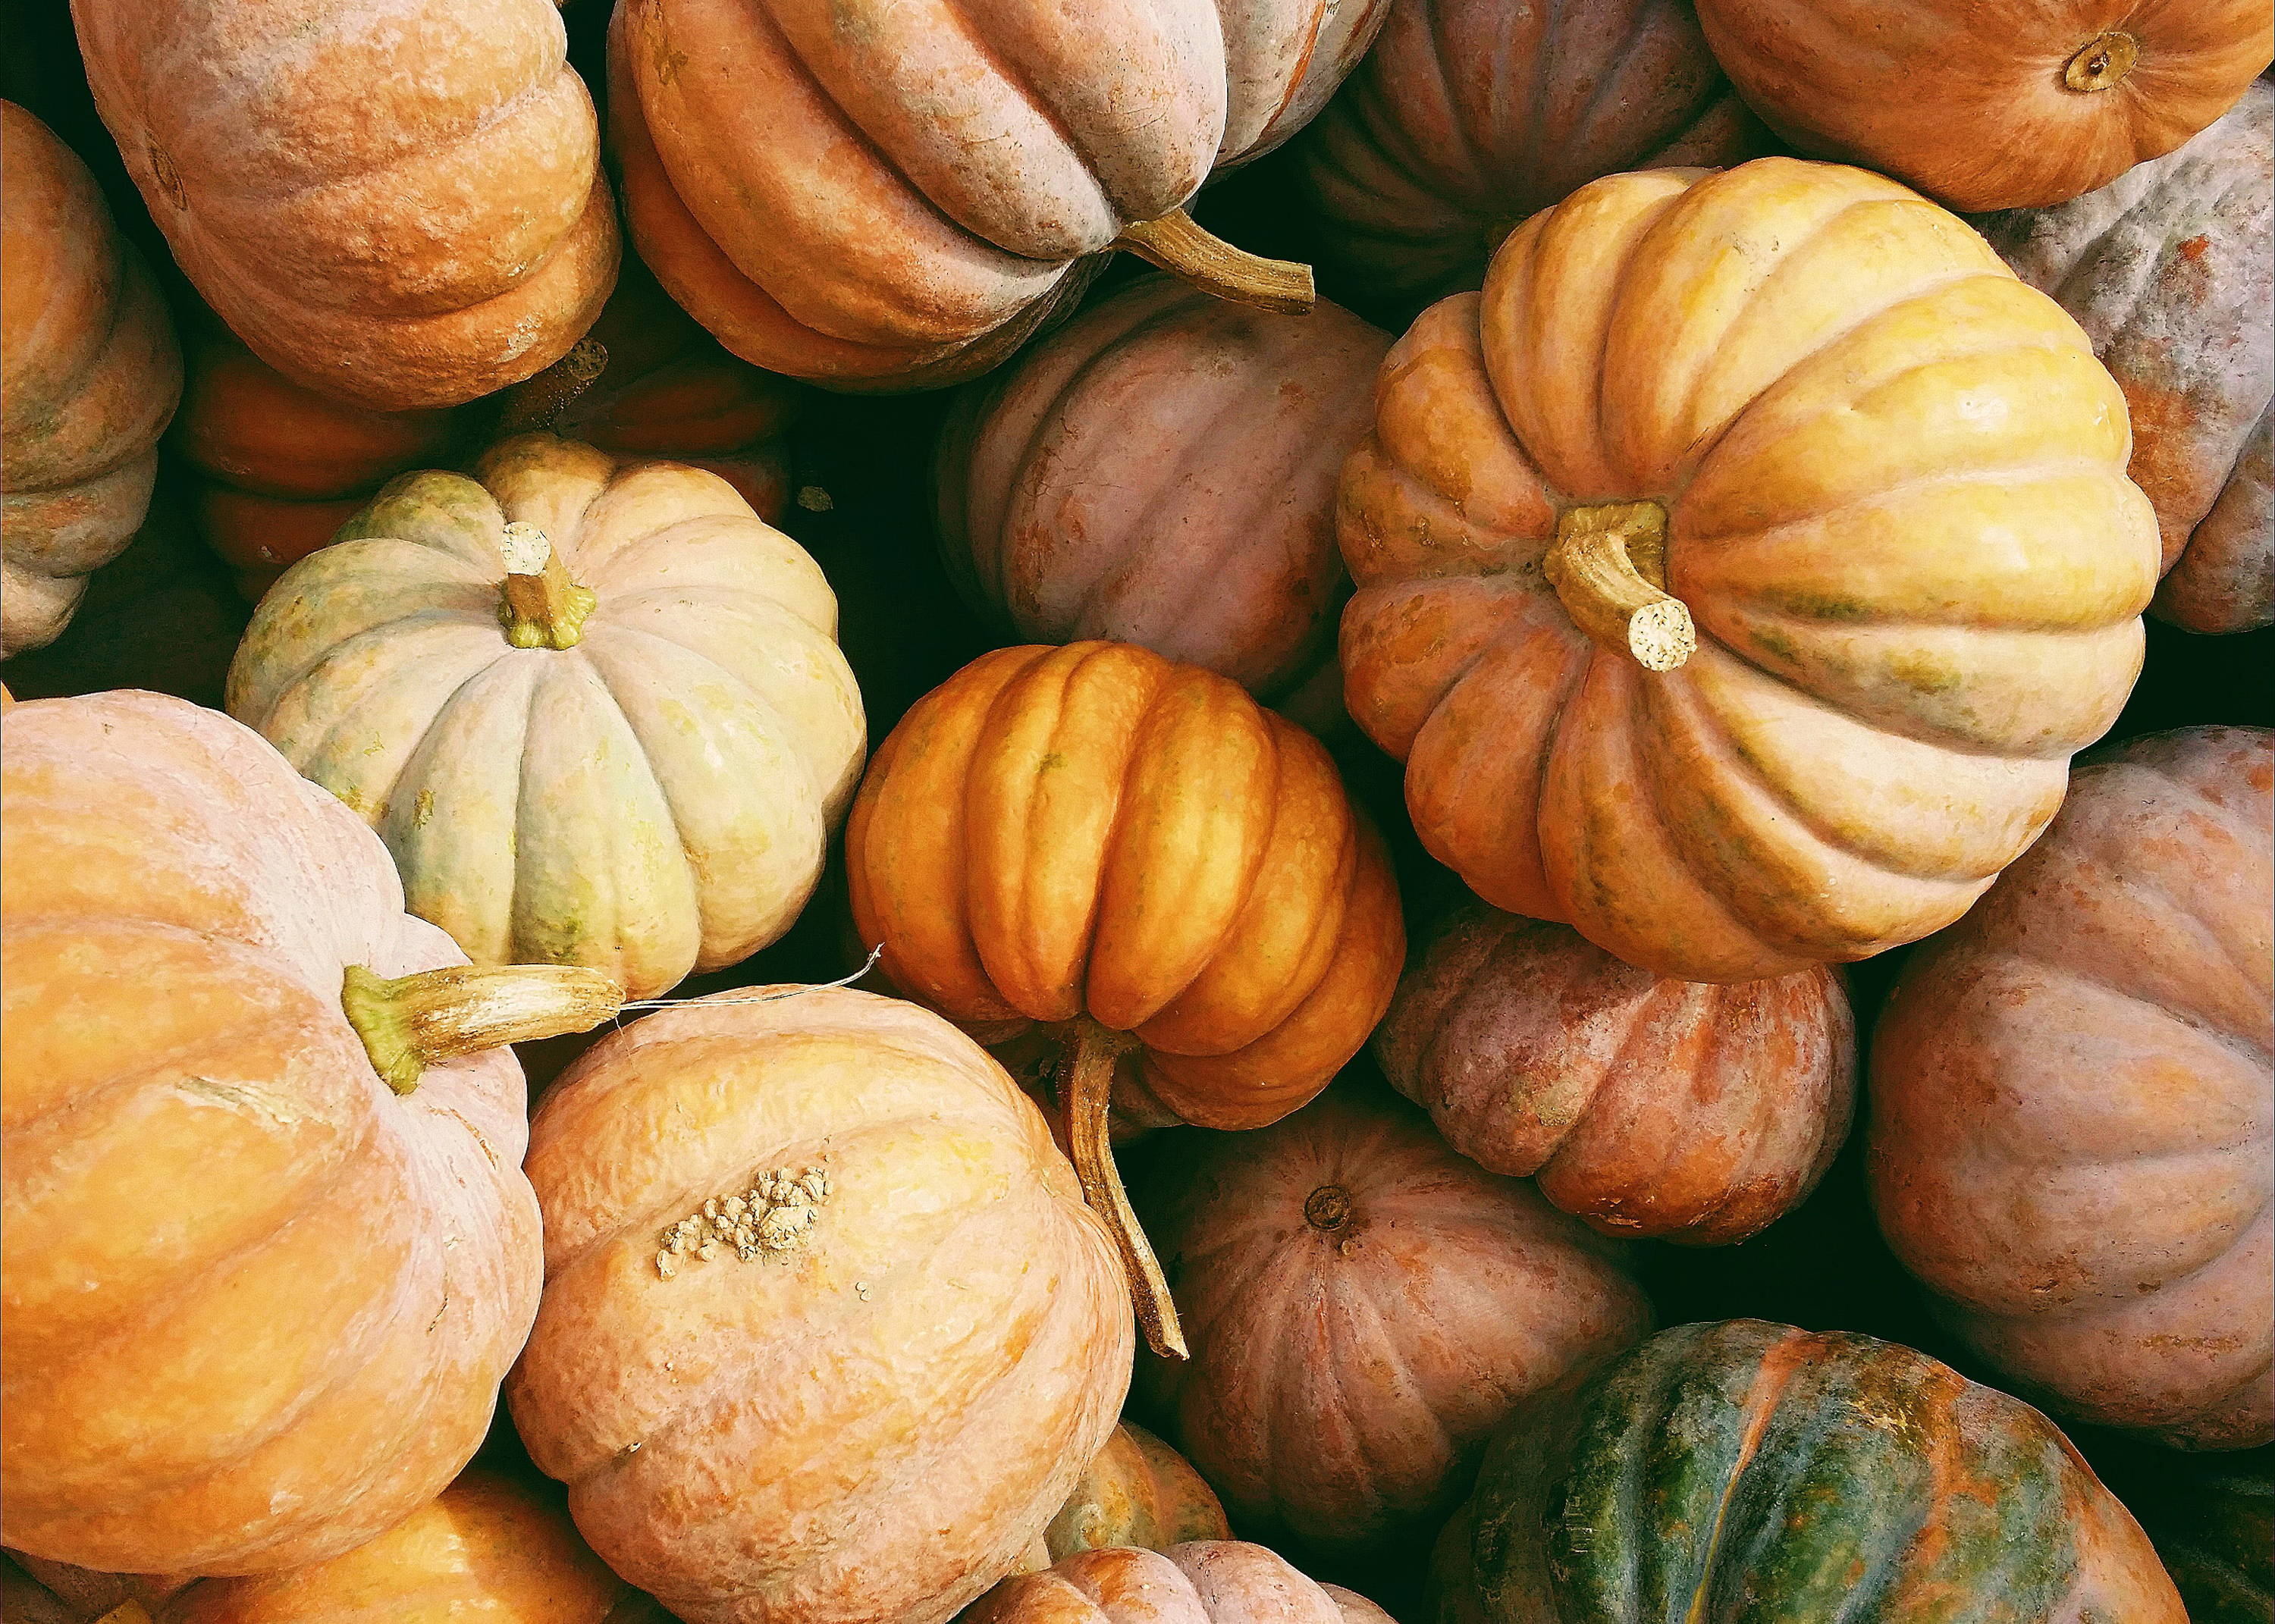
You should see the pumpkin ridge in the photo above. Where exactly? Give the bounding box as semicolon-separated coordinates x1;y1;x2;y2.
924;0;1106;224
1531;972;1696;1203
288;632;508;816
1991;944;2275;1084
1308;1266;1433;1535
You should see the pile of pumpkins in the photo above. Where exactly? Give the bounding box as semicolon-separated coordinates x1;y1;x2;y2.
2;0;2269;1620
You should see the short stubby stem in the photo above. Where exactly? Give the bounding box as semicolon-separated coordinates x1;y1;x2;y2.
2063;31;2139;93
343;962;623;1096
1112;208;1316;317
1304;1184;1352;1232
497;520;598;651
1543;499;1696;672
1058;1017;1188;1361
496;337;610;435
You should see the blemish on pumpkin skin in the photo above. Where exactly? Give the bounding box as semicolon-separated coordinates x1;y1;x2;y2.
2176;235;2211;263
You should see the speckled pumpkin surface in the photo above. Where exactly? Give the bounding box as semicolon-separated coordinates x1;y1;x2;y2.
969;1541;1395;1624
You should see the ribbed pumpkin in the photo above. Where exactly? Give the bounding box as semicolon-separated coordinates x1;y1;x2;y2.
970;1543;1394;1624
73;0;617;409
1043;1422;1230;1563
607;0;1385;389
1;101;180;657
227;433;864;1002
846;641;1404;1356
1137;1078;1651;1555
0;691;620;1575
937;275;1389;729
1979;80;2272;635
1437;1320;2185;1622
1375;901;1853;1245
1693;0;2271;212
507;986;1133;1624
1872;726;2273;1449
1289;0;1771;307
1337;156;2161;984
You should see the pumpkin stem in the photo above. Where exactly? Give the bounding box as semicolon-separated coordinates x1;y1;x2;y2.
342;963;623;1096
497;521;598;651
1112;208;1315;316
497;337;610;434
2062;30;2138;92
1542;499;1695;672
1059;1018;1188;1360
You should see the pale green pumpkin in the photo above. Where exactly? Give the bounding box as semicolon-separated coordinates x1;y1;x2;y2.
228;432;864;999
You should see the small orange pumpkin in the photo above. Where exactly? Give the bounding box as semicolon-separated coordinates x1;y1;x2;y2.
1043;1422;1230;1563
971;1542;1395;1624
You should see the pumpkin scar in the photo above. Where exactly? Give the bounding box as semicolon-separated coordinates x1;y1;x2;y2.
175;1077;303;1127
656;1166;831;1278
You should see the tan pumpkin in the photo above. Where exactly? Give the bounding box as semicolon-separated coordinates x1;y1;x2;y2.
1375;901;1853;1245
1693;0;2271;211
937;274;1388;731
507;986;1133;1624
1872;726;2273;1449
1;101;181;656
1;690;620;1574
1337;156;2161;983
970;1543;1395;1624
1978;80;2273;635
1136;1077;1651;1555
226;433;864;1002
74;0;617;409
609;0;1385;388
1043;1422;1230;1563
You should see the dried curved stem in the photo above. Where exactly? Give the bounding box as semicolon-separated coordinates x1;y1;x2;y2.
343;963;623;1096
1112;208;1315;316
1059;1018;1188;1360
1543;499;1696;672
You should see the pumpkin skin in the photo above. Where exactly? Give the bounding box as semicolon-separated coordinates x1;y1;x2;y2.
1136;1079;1651;1556
1336;156;2161;984
1;102;181;657
1978;81;2273;635
1439;1319;2185;1623
0;692;544;1574
1045;1422;1231;1562
969;1543;1394;1624
1288;0;1772;308
227;433;864;1002
1871;726;2273;1450
506;986;1134;1624
609;0;1385;389
1374;901;1853;1246
72;0;618;410
1693;0;2272;212
937;275;1389;728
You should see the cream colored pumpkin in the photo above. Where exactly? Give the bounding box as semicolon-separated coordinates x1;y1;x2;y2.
227;433;864;1000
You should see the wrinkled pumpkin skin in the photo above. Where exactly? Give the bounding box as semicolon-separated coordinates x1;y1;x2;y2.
1338;157;2160;984
1046;1422;1231;1562
1694;0;2273;212
73;0;617;409
1872;726;2273;1449
1289;0;1771;307
970;1541;1395;1624
1441;1320;2186;1622
937;276;1389;729
609;0;1385;389
1;101;181;657
1979;81;2273;635
507;987;1133;1624
0;693;541;1575
227;433;864;1002
1137;1080;1651;1556
1375;901;1853;1246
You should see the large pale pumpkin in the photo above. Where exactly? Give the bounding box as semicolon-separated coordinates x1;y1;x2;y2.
507;986;1133;1624
73;0;617;409
846;641;1404;1356
1137;1079;1650;1555
608;0;1385;389
0;691;619;1575
1694;0;2271;211
1289;0;1771;306
1;101;181;657
969;1542;1394;1624
1979;80;2273;635
227;432;864;1002
1375;901;1853;1245
1337;157;2162;983
1436;1319;2186;1622
1872;726;2273;1449
937;274;1389;729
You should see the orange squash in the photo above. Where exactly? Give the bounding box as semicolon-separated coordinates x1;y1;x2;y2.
1;691;620;1574
971;1542;1395;1623
1043;1422;1230;1563
1;101;180;656
846;641;1404;1356
1337;157;2161;983
74;0;618;409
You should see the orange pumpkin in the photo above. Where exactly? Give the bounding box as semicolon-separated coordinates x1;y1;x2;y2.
507;986;1132;1624
1043;1422;1230;1563
74;0;618;409
970;1542;1395;1624
1;101;180;656
0;691;619;1575
846;641;1404;1356
1872;726;2272;1448
1337;157;2161;983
